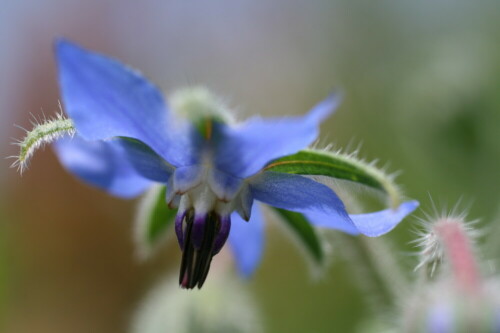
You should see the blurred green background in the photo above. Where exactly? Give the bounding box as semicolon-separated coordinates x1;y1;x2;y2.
1;1;499;332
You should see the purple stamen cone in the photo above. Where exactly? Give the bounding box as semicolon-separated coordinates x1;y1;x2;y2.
191;214;209;249
177;211;232;289
174;209;188;249
213;215;231;254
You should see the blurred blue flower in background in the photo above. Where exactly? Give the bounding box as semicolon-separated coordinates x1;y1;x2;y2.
31;40;418;289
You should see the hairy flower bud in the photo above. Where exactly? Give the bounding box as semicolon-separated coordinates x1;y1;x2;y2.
403;212;500;332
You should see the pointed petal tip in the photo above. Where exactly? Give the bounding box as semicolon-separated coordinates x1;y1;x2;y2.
310;90;344;121
55;39;101;69
238;268;255;279
325;90;344;107
401;200;420;212
351;200;420;237
229;205;265;278
54;38;83;57
54;37;71;49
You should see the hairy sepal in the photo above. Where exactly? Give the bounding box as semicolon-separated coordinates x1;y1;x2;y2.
12;113;75;173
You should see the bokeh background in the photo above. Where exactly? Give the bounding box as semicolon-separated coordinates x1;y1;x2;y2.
1;1;499;332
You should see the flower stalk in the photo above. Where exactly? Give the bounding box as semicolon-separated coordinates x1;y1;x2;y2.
334;233;409;313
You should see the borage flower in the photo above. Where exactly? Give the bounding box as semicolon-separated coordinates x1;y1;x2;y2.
16;40;418;289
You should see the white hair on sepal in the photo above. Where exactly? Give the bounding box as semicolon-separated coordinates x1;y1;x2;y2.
310;136;363;156
168;87;238;126
210;89;244;125
10;106;75;174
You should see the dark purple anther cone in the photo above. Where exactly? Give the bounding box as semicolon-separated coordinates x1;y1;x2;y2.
177;210;231;289
213;215;231;254
174;210;188;248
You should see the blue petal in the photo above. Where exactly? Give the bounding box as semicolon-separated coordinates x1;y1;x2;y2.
214;93;341;178
304;211;360;235
249;171;356;230
173;166;203;193
116;138;174;183
54;136;151;198
304;201;419;236
56;40;201;167
349;200;419;237
229;204;265;278
208;169;243;201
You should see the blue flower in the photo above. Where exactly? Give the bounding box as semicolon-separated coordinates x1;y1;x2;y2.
53;40;418;289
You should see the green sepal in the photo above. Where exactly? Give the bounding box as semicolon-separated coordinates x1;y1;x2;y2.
272;207;324;265
264;149;401;208
135;185;177;258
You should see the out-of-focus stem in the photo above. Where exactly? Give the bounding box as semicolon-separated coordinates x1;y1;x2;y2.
334;233;409;314
485;205;500;272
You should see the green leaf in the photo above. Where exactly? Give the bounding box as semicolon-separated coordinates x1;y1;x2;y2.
272;208;324;265
264;149;401;208
135;185;177;258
